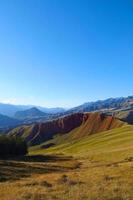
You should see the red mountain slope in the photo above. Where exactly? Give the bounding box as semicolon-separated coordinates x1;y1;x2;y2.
9;112;125;146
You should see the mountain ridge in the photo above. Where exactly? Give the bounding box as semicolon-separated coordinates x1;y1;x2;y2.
14;107;47;120
0;96;133;130
9;112;125;146
0;103;65;117
66;96;133;114
0;113;21;130
0;95;132;117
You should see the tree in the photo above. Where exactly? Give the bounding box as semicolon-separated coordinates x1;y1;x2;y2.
0;135;28;157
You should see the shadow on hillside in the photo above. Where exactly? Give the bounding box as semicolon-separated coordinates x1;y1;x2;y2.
9;154;73;162
0;154;76;183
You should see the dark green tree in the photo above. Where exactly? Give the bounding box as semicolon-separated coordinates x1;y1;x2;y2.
0;135;28;157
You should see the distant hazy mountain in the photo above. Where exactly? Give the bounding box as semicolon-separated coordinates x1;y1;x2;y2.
0;107;60;131
14;107;49;120
13;96;132;123
0;96;133;130
0;114;21;129
0;103;65;117
1;96;132;118
37;107;65;114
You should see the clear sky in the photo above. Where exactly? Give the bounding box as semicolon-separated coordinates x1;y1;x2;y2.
0;0;132;108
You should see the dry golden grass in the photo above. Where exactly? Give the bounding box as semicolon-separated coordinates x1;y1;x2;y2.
0;155;133;200
0;126;133;200
0;152;133;200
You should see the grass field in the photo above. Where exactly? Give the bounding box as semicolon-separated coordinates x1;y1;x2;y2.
0;125;133;200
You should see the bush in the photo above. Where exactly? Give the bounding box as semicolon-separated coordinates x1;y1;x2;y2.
0;135;28;157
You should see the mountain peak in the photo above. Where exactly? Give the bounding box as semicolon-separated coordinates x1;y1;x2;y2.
29;107;41;112
14;107;46;120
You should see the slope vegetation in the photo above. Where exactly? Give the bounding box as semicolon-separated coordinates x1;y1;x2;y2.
31;125;133;161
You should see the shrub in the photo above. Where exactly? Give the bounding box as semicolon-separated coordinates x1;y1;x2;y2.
0;135;28;157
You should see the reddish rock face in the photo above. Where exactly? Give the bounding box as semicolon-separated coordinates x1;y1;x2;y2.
28;113;86;145
9;112;125;146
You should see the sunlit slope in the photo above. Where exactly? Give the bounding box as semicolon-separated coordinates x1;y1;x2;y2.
69;112;125;140
9;112;125;146
29;113;125;151
30;125;133;160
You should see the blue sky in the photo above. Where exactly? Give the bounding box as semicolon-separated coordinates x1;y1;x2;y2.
0;0;132;108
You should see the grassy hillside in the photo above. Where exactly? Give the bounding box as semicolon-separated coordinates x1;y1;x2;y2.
28;125;133;199
1;125;133;200
29;117;126;155
30;125;133;160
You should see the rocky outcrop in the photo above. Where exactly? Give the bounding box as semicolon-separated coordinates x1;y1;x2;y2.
72;112;125;140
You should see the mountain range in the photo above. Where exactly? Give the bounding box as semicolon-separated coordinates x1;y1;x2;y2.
67;96;133;113
0;95;133;130
0;103;65;117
